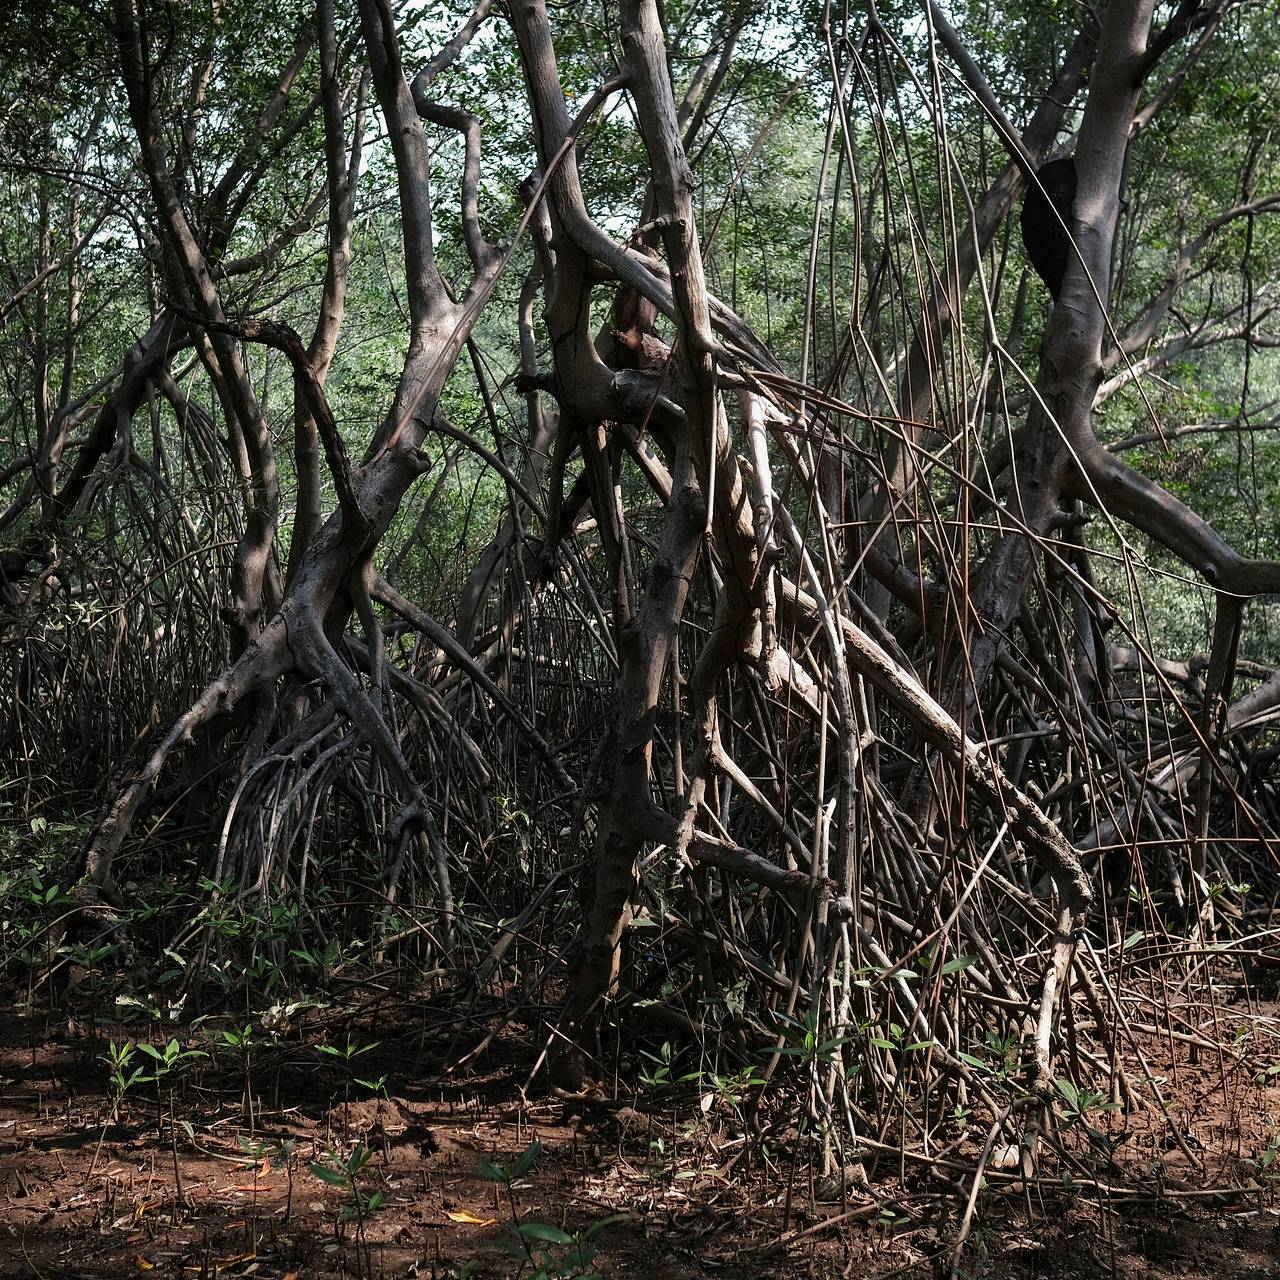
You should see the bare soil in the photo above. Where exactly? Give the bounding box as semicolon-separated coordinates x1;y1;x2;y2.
2;997;1279;1279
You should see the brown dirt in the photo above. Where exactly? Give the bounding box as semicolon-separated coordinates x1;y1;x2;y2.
1;1001;1279;1280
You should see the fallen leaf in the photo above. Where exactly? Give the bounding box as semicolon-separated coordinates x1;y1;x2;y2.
214;1253;256;1270
133;1256;155;1272
446;1209;496;1226
184;1255;257;1276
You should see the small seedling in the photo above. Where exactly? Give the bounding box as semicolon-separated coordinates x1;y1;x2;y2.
355;1072;390;1099
639;1042;675;1091
311;1144;385;1276
318;1035;381;1129
317;1035;380;1068
311;1144;384;1222
101;1040;148;1103
477;1142;620;1279
1055;1078;1126;1158
1253;1130;1280;1177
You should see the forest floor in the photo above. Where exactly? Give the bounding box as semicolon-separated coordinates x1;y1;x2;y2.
1;989;1279;1280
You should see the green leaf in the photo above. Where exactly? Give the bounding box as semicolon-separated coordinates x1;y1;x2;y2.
476;1158;507;1183
818;1035;855;1054
511;1140;542;1179
581;1214;626;1241
309;1163;349;1188
517;1222;574;1245
941;954;979;975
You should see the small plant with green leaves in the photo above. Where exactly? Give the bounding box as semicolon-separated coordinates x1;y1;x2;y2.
1252;1129;1280;1180
101;1037;205;1116
310;1144;385;1256
94;1037;203;1195
959;1030;1032;1084
242;951;286;998
477;1141;619;1280
218;1023;255;1055
101;1039;148;1107
217;1024;260;1125
1196;872;1252;904
92;1040;149;1175
504;1217;619;1280
290;938;344;985
59;939;119;973
318;1034;382;1128
318;1034;380;1071
1054;1078;1126;1158
876;1200;911;1232
0;825;79;983
696;1067;767;1124
140;1037;208;1208
355;1070;390;1099
135;1036;207;1088
59;939;120;1032
644;1134;671;1181
639;1041;676;1091
772;1011;858;1070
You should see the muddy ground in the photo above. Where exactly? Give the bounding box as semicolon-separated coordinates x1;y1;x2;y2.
2;992;1279;1279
